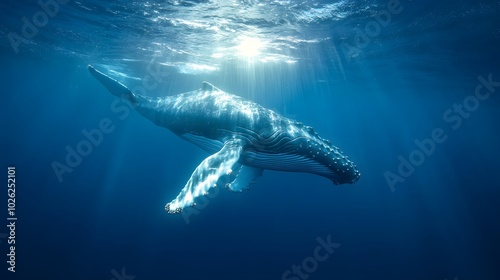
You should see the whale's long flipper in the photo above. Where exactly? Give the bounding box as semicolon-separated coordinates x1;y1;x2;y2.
165;138;244;214
227;165;263;192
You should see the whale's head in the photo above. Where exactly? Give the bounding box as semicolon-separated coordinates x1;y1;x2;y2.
291;129;360;185
311;139;360;185
240;121;360;185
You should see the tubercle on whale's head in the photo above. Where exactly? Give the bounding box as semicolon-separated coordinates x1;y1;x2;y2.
303;135;361;185
325;153;361;185
273;121;361;185
330;164;361;185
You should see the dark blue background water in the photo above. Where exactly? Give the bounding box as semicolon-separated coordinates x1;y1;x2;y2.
1;0;499;279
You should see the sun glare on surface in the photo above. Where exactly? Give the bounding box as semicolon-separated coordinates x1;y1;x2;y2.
237;37;265;58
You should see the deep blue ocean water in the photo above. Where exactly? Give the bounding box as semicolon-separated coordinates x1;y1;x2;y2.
1;0;500;279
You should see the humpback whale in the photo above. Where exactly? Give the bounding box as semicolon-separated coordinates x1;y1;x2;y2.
88;65;360;214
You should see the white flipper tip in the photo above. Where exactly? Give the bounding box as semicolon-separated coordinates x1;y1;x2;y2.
165;203;182;214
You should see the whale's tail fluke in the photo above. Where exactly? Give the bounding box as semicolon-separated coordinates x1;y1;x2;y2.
88;65;137;104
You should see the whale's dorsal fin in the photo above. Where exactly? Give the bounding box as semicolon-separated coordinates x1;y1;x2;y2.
201;81;216;92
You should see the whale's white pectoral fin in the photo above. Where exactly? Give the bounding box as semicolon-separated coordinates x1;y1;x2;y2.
165;139;243;214
227;166;263;192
